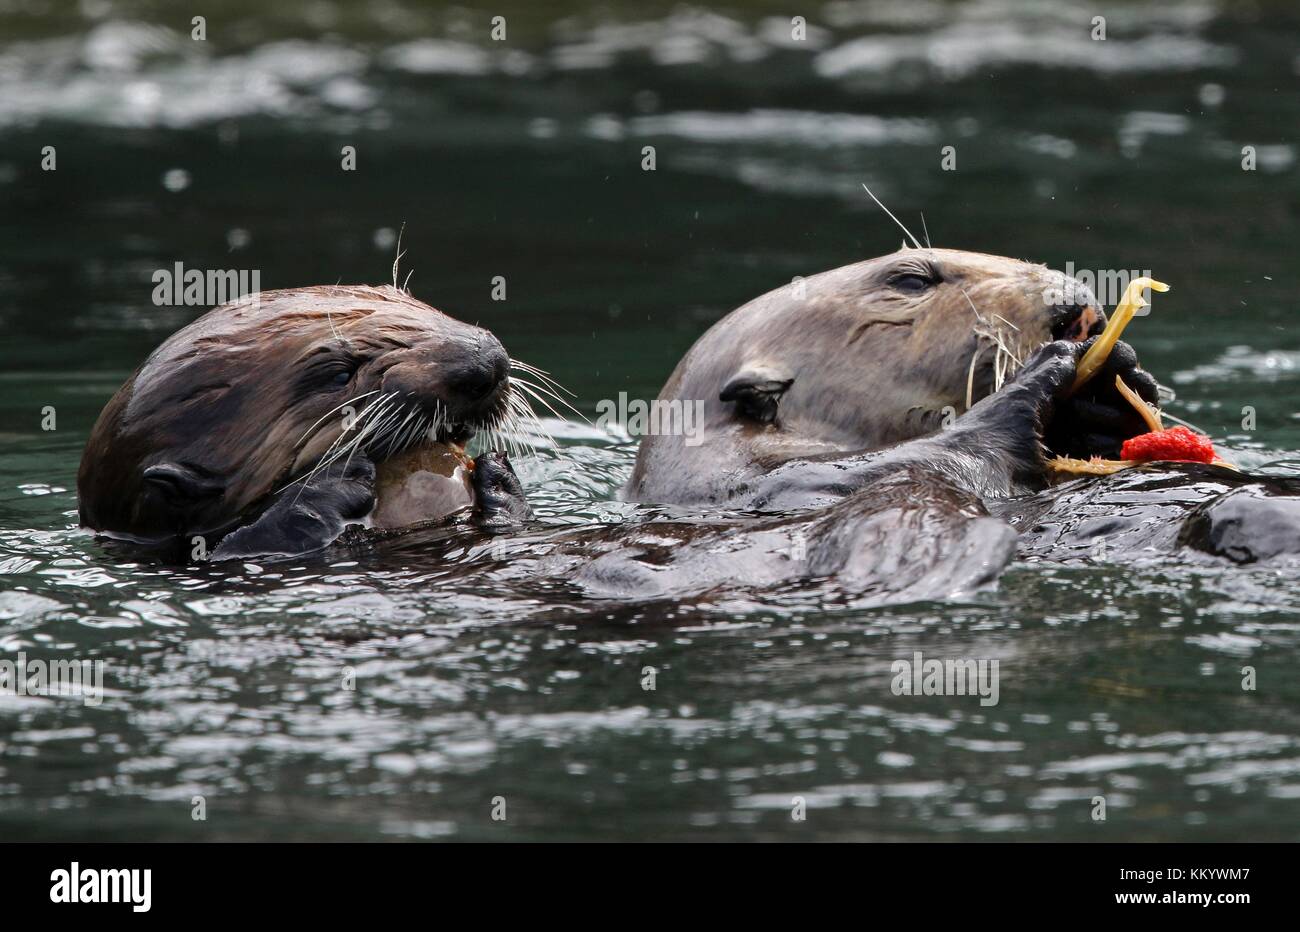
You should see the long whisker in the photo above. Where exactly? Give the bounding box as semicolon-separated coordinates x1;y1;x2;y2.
508;363;585;425
340;395;399;476
512;376;577;421
958;285;1024;397
497;390;548;458
307;397;386;474
384;405;421;458
279;392;397;496
497;399;535;459
308;393;395;472
509;358;574;397
391;221;407;290
294;390;380;449
965;346;982;411
861;183;922;250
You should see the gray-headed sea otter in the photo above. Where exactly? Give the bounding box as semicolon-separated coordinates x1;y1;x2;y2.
627;247;1161;506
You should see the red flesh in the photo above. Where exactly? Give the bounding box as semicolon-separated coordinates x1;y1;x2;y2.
1120;426;1217;464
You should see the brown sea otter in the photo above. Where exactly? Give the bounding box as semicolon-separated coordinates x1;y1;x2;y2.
77;285;534;561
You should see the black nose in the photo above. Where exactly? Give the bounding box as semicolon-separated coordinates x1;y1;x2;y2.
1047;275;1104;342
1050;301;1106;342
445;339;509;404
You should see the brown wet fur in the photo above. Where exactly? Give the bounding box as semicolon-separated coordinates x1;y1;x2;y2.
78;285;508;542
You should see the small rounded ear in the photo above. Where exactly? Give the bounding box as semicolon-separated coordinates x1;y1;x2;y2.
720;364;793;425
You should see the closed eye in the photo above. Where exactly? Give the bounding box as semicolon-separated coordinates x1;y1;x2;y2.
294;345;363;396
889;272;936;293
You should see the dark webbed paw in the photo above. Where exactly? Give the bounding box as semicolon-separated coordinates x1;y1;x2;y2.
950;339;1080;474
1044;338;1159;459
472;452;532;529
211;457;376;561
957;337;1160;471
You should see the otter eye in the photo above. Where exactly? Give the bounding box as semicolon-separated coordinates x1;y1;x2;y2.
889;272;937;293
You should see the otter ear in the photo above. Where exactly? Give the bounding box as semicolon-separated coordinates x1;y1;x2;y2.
142;462;224;505
720;365;793;424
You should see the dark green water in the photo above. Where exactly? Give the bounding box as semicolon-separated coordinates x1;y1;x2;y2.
1;0;1299;840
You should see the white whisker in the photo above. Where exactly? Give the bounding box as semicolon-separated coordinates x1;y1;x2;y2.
861;183;922;250
391;221;407;290
281;392;396;496
512;377;574;422
965;346;982;411
294;390;380;449
509;358;574;396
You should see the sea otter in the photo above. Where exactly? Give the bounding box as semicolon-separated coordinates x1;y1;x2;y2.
78;285;534;561
627;247;1161;506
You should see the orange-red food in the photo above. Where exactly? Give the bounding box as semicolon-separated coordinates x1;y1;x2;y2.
1120;426;1217;464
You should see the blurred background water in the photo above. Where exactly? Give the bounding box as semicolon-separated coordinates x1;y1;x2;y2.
0;0;1298;840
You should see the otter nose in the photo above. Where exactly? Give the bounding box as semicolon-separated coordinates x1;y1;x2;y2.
444;340;510;403
1050;300;1105;342
1047;277;1105;342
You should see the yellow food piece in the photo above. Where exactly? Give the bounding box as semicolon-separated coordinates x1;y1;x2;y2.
1047;455;1136;476
1070;277;1169;394
1114;374;1163;433
371;442;476;528
1049;453;1239;476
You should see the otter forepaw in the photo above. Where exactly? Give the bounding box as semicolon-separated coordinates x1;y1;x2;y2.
211;456;376;561
938;339;1082;487
962;339;1080;434
472;452;532;529
1044;338;1159;459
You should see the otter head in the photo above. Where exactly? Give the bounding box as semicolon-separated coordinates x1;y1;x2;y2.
78;285;518;542
628;247;1104;503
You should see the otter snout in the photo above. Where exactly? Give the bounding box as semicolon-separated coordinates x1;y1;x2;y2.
1050;299;1105;342
383;328;511;424
1042;275;1105;343
443;338;510;406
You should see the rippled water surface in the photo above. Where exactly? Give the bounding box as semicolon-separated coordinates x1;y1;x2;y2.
1;0;1299;840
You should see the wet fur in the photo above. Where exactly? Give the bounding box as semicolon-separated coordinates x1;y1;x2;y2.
78;285;539;555
627;247;1100;505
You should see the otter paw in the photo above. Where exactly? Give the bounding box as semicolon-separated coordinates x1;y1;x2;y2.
1045;338;1160;459
939;340;1083;486
211;456;377;561
962;339;1079;434
1009;339;1083;402
472;452;532;529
